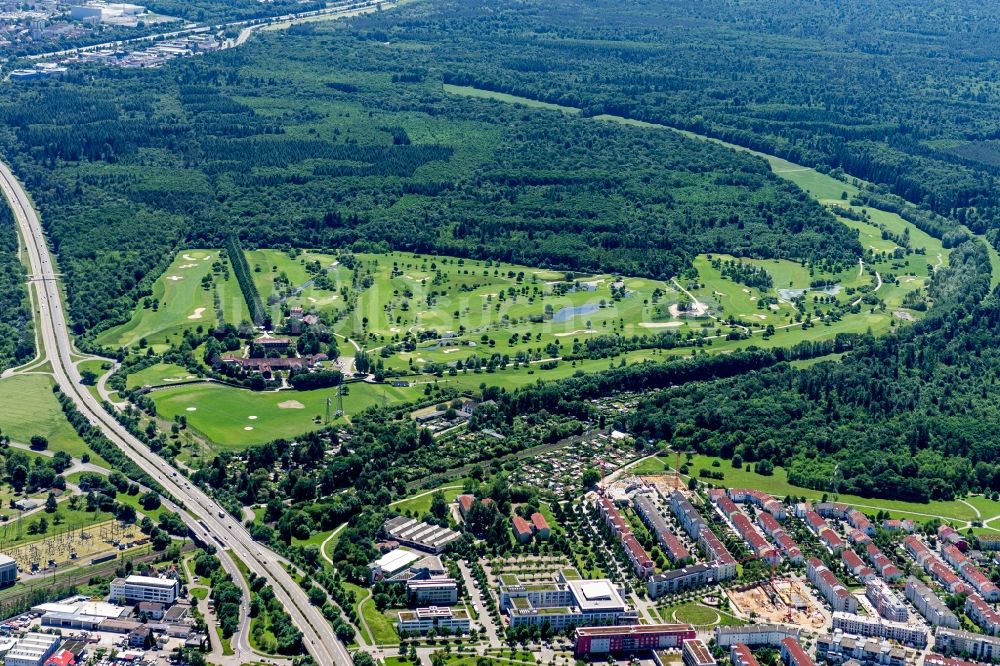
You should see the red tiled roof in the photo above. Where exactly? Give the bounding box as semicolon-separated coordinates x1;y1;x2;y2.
530;512;549;532
512;515;532;536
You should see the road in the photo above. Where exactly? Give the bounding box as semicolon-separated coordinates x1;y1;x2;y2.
0;160;354;665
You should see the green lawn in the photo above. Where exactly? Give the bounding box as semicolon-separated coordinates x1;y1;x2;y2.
669;602;721;626
96;249;249;352
0;374;103;463
364;597;401;645
190;587;208;600
151;381;426;449
126;363;204;389
391;482;469;516
639;453;982;523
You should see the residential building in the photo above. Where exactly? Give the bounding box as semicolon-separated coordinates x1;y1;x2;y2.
573;623;695;656
598;495;654;577
865;579;908;622
715;624;801;648
815;503;850;520
925;656;986;666
647;564;713;599
728;488;786;519
5;633;60;666
965;592;1000;635
847;510;875;536
816;633;914;666
731;643;761;666
512;516;533;543
396;606;470;635
939;525;968;552
699;529;737;580
903;577;959;629
634;494;690;563
530;512;550;538
44;650;75;666
407;578;459;605
849;529;873;546
137;601;165;620
731;511;780;565
935;628;1000;662
671;491;704;538
807;558;858;613
781;638;816;666
683;639;717;666
942;544;1000;601
865;544;901;582
831;612;928;648
843;549;865;577
109;575;179;605
0;553;17;587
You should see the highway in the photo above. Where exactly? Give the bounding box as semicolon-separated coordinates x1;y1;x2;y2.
0;160;354;664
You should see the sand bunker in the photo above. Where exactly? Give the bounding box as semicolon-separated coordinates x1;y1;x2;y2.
186;407;197;412
555;329;597;337
443;348;461;354
182;254;198;261
187;308;205;320
390;327;400;333
248;415;258;420
167;275;183;281
308;297;317;303
179;263;197;269
753;314;766;320
639;322;684;328
278;400;305;409
244;426;254;431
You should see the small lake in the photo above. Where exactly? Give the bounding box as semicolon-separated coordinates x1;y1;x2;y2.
552;303;600;323
777;285;842;300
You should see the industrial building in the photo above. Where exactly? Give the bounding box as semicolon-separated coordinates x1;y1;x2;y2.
0;553;17;587
383;516;461;554
109;574;179;605
4;632;59;666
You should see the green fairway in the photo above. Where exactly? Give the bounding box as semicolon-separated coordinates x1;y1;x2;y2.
96;250;249;352
151;381;425;448
635;453;983;524
0;374;97;461
125;363;204;389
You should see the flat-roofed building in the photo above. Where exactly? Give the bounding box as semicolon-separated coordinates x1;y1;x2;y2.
831;612;928;648
110;575;179;605
865;579;908;622
369;548;421;582
407;578;459;605
574;623;695;656
500;570;638;629
683;638;717;666
0;553;17;587
396;606;469;635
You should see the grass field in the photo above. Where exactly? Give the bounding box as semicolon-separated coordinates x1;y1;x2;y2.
391;482;469;516
634;453;990;524
125;363;204;389
151;381;425;448
0;374;100;462
96;250;249;352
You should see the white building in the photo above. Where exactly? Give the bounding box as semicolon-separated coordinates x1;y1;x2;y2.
407;578;459;605
831;611;928;648
865;578;908;622
500;571;638;629
4;632;59;666
110;575;179;604
396;606;469;635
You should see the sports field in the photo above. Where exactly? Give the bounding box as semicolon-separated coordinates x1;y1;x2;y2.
96;250;249;352
151;381;425;447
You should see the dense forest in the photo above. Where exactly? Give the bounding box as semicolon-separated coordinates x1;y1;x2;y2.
0;202;34;372
347;0;1000;233
0;16;856;335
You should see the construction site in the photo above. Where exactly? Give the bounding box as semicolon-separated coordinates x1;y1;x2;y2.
3;519;147;576
726;576;828;629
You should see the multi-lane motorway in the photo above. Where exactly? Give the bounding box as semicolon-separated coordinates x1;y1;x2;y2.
0;160;354;664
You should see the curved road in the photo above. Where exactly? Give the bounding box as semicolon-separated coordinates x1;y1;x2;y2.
0;160;353;665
